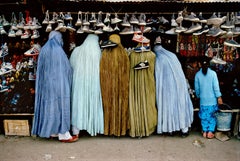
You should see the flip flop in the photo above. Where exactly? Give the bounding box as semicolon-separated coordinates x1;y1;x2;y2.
207;132;215;139
202;132;207;138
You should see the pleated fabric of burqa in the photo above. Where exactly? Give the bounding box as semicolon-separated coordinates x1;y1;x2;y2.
129;48;157;137
32;31;72;138
154;44;194;134
100;34;130;136
70;34;104;136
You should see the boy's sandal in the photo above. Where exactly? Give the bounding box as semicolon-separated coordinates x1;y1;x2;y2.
202;132;207;138
207;132;215;139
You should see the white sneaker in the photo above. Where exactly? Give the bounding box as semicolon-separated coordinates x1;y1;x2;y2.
31;30;40;39
24;44;41;56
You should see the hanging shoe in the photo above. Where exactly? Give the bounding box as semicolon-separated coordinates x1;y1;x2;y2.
134;60;149;70
24;44;41;56
75;11;82;26
96;11;104;27
100;40;117;48
42;10;49;24
31;29;40;39
111;13;122;24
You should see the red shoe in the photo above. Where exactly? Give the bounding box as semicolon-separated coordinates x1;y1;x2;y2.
60;135;78;143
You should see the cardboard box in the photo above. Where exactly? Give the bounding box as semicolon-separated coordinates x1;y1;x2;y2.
4;120;30;136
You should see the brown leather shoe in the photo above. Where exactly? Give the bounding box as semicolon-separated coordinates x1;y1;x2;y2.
60;135;78;143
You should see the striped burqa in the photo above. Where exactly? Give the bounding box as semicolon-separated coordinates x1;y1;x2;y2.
128;48;157;137
100;34;130;136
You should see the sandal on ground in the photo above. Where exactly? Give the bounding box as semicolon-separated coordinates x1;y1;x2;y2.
202;132;207;138
207;132;215;139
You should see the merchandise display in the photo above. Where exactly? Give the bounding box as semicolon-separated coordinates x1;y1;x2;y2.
0;1;239;138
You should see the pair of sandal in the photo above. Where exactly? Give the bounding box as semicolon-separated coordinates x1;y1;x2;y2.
202;132;215;139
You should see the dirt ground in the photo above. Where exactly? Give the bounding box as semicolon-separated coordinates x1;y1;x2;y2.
0;130;239;161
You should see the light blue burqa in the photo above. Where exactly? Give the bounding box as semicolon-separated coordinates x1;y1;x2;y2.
70;34;104;136
32;31;72;138
154;45;193;134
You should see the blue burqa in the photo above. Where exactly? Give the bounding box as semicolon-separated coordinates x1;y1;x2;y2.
154;45;193;134
32;31;72;138
70;34;104;136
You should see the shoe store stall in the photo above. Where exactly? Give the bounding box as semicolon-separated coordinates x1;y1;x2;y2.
0;0;239;136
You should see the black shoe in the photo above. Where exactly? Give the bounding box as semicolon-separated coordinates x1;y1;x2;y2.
100;40;117;48
134;60;149;70
181;132;189;138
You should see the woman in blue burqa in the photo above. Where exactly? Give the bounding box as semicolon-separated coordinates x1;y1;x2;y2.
32;31;78;143
70;34;104;136
154;36;193;136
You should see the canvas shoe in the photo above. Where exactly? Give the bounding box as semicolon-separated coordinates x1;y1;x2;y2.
134;60;149;70
57;12;65;23
138;13;146;26
23;16;32;30
121;13;131;27
66;22;76;32
193;25;209;35
176;11;183;24
65;12;73;21
96;11;105;27
82;13;90;26
10;12;18;30
15;29;23;36
132;33;150;44
28;72;36;81
206;27;225;37
75;11;82;26
2;15;10;27
198;12;207;23
184;12;199;22
171;14;178;27
129;13;139;25
82;25;89;33
104;13;111;24
49;12;58;24
133;25;141;34
184;23;202;34
224;39;240;48
102;24;113;33
24;44;41;56
143;26;152;33
111;13;122;24
8;27;16;37
42;10;49;24
119;26;134;35
233;27;240;35
46;23;52;32
221;12;235;29
0;25;7;35
21;30;31;39
0;43;8;58
76;26;84;34
114;24;120;32
30;17;42;30
94;28;103;34
100;40;117;48
55;22;67;32
31;30;40;39
89;12;97;23
17;17;25;29
165;28;177;35
134;46;150;52
207;12;226;25
175;26;187;33
158;16;169;24
210;56;226;65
